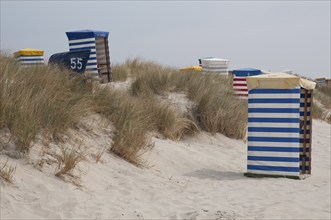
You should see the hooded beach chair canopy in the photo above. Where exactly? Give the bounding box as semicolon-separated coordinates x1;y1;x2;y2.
14;48;44;58
246;72;316;91
198;57;229;75
66;30;109;40
233;68;262;77
65;29;112;83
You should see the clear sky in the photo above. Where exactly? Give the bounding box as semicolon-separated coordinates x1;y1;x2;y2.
1;0;330;78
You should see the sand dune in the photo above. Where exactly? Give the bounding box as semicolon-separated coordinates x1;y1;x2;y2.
0;117;330;219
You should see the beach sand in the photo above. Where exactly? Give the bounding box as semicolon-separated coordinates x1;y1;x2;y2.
0;115;330;219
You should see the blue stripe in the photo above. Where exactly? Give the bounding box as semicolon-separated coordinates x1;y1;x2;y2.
248;127;299;133
69;41;95;46
87;62;97;66
249;89;300;94
248;118;299;123
299;157;310;161
299;148;310;152
300;112;311;116
247;165;299;172
248;108;300;113
20;63;44;66
248;146;300;152
248;156;299;162
86;68;98;71
300;103;311;107
20;58;44;61
300;93;311;98
300;139;310;143
249;99;300;104
70;46;96;51
299;121;311;125
299;166;309;171
300;130;310;134
248;137;299;143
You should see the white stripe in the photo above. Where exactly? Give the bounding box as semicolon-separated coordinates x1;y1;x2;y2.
300;114;311;119
248;132;299;138
69;38;95;44
69;43;95;49
247;169;299;176
247;160;299;167
234;91;248;95
248;122;299;128
248;151;299;157
17;56;44;60
89;54;97;58
249;103;300;109
20;60;44;64
87;59;97;64
300;107;311;112
248;113;299;118
248;141;299;147
238;96;248;99
233;86;248;90
86;64;97;67
249;94;300;99
300;98;311;103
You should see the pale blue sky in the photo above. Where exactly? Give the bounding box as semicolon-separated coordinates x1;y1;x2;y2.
1;0;330;78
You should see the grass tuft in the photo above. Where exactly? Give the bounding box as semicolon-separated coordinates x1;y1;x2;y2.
55;147;84;177
0;159;16;184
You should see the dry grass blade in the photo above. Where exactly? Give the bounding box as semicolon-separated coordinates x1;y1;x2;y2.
95;150;104;163
55;147;84;177
0;159;16;184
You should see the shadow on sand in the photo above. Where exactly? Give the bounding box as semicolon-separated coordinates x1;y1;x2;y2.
183;168;246;181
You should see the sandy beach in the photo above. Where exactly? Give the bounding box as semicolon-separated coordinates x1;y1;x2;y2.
1;115;330;219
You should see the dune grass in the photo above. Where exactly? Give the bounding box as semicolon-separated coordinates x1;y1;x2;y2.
315;85;331;109
0;54;91;152
112;63;129;82
92;87;197;165
313;85;331;123
130;68;248;139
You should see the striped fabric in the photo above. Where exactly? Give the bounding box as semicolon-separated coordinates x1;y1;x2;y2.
233;76;248;99
95;37;112;83
69;37;98;80
299;89;312;175
16;56;44;65
247;88;303;177
200;58;229;75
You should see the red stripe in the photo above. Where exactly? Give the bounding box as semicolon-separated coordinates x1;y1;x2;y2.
233;78;246;81
235;94;248;96
234;88;248;92
233;83;247;87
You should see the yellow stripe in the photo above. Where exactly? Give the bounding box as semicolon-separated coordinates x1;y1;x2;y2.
179;66;202;72
14;48;44;57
